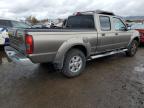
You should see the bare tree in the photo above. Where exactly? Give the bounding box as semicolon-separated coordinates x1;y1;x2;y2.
26;16;39;25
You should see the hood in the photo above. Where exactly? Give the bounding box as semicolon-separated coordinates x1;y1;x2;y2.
129;30;140;37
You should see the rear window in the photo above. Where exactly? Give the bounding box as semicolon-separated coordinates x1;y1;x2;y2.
0;20;11;27
66;15;95;29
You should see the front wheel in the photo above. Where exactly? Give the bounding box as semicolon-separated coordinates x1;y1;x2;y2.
126;40;138;57
62;49;86;78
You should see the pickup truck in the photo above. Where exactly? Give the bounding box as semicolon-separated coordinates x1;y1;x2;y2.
5;10;140;78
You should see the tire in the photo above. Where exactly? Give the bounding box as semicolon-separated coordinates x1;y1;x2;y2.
126;40;138;57
62;49;86;78
0;45;4;50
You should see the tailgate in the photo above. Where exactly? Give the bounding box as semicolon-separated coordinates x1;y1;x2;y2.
8;29;26;54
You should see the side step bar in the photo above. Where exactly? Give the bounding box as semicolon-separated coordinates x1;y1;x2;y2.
90;49;128;59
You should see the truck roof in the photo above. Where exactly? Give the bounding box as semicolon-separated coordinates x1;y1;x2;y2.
74;10;115;16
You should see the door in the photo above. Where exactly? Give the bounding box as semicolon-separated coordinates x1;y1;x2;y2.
112;17;131;48
97;15;117;52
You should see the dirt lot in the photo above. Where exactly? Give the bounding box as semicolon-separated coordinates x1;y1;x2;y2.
0;46;144;108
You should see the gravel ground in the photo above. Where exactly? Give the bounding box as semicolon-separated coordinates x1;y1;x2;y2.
0;46;144;108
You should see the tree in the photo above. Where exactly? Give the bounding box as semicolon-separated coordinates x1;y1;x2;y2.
26;16;32;23
31;16;39;25
25;16;39;25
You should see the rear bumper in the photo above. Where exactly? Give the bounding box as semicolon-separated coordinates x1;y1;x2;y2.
4;46;33;65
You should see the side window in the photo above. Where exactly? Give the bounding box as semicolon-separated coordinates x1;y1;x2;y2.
99;16;111;31
113;18;126;31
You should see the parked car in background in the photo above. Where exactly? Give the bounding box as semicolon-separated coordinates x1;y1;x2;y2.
6;10;140;78
131;24;144;45
0;18;31;45
0;19;31;29
32;24;49;29
50;20;67;29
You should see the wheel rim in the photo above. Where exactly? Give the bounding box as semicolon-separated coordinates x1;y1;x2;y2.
69;56;83;73
131;43;137;55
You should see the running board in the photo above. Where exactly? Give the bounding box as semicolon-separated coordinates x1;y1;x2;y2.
90;49;128;59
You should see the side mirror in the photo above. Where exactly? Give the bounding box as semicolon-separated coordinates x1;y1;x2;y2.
127;27;131;30
120;27;128;31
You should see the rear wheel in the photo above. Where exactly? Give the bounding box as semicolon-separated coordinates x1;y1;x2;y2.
126;40;138;57
62;49;86;78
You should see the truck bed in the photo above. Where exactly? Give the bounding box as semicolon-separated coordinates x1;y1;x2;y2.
8;28;97;63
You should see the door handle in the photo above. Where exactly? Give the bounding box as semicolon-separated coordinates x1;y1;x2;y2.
102;33;105;36
115;33;118;35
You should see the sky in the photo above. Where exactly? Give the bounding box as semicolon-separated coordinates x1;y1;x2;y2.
0;0;144;20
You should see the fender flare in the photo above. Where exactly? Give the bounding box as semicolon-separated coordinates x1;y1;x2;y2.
53;38;91;69
128;30;140;47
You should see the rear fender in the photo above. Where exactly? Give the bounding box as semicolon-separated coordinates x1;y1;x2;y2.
53;38;91;69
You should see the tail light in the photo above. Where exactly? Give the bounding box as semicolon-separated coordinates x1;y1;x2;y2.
25;34;33;54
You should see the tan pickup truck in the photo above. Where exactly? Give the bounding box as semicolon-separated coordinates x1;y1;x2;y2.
5;10;140;78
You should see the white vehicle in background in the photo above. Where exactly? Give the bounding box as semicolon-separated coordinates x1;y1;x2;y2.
0;27;8;46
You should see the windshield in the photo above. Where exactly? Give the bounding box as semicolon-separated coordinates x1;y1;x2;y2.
11;21;31;29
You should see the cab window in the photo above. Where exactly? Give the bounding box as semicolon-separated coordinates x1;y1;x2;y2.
66;15;95;29
99;16;111;31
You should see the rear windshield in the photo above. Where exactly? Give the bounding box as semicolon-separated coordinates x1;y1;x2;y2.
66;15;95;29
